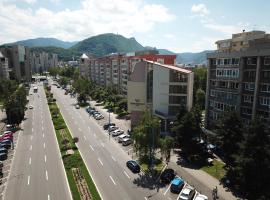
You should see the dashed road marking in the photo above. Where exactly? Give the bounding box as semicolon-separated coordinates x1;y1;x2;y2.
43;133;45;138
42;126;44;131
101;142;104;147
124;171;130;179
94;133;96;138
163;182;172;195
84;136;86;141
29;157;31;165
46;170;48;181
48;194;50;200
98;158;103;166
43;142;46;149
32;128;34;132
109;176;116;185
30;145;32;151
44;155;47;163
30;135;33;140
27;175;30;185
111;156;116;162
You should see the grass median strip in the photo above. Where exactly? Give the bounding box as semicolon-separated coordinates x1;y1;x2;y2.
45;87;101;200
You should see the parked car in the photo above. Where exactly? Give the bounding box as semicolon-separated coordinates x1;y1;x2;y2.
126;160;140;173
108;126;118;132
0;161;3;168
0;153;7;161
122;138;132;146
160;168;175;184
193;193;208;200
6;124;15;131
0;148;8;155
0;140;12;149
170;177;185;193
118;134;130;143
103;123;115;130
94;114;104;120
179;185;195;200
112;129;124;137
0;135;13;142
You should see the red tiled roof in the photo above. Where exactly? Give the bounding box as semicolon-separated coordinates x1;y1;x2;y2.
145;60;192;74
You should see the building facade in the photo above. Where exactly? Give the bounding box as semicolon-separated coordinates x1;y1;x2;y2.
206;30;270;128
128;60;193;131
30;52;59;73
0;45;31;81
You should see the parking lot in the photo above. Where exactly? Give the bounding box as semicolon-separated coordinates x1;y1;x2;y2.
0;125;20;200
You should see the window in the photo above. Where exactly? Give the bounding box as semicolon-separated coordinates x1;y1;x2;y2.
244;82;255;91
261;71;270;79
209;100;214;107
231;58;240;65
261;84;270;93
242;107;252;115
216;69;239;78
169;96;187;104
169;70;187;82
243;95;254;103
169;85;187;94
264;57;270;65
247;57;257;65
259;97;270;106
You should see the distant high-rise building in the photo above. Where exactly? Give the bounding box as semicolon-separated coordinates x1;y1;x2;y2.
0;51;9;79
30;52;59;73
206;30;270;128
0;45;31;81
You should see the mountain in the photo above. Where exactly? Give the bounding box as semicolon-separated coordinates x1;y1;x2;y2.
6;38;78;49
70;33;145;56
176;50;213;64
158;49;176;55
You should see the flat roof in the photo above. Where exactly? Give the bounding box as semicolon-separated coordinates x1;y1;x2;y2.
145;60;192;74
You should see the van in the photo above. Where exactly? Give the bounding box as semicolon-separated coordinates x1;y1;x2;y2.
170;177;185;193
122;138;132;146
0;153;7;161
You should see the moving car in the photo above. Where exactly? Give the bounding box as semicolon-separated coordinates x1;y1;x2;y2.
160;168;175;184
170;177;185;193
118;134;130;143
111;129;124;137
29;105;34;109
126;160;140;173
122;138;132;146
103;123;115;130
179;185;195;200
75;104;80;109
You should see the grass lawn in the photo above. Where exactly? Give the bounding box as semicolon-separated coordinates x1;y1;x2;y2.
200;160;226;180
139;157;165;173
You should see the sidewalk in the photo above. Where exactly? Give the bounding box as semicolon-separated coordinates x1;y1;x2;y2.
0;110;6;132
88;99;238;200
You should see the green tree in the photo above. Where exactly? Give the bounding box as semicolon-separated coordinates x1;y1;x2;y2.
215;111;244;165
132;110;160;169
195;88;206;110
227;117;270;199
159;136;174;163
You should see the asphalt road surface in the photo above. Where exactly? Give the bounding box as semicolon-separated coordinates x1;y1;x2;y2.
4;84;71;200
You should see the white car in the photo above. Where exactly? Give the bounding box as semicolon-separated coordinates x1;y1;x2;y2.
179;185;195;200
112;129;124;137
118;134;130;143
122;138;132;146
75;104;80;109
108;126;118;132
193;194;208;200
29;105;34;109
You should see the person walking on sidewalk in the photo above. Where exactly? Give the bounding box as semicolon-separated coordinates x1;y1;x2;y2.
212;186;218;199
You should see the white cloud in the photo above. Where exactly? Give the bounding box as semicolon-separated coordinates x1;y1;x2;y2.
0;0;174;44
191;4;209;16
22;0;36;4
190;37;219;52
203;23;241;35
164;33;176;39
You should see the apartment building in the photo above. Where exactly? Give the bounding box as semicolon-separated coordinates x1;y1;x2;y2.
206;30;270;128
30;52;59;73
0;52;9;79
128;60;193;131
0;45;31;81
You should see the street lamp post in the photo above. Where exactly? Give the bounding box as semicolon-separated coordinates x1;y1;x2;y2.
108;108;111;141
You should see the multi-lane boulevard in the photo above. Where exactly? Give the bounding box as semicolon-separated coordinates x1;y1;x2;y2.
4;84;71;200
52;84;167;200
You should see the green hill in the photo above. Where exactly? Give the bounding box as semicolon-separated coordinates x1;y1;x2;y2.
70;33;145;56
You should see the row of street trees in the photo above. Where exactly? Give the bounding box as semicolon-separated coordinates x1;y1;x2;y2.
0;79;27;124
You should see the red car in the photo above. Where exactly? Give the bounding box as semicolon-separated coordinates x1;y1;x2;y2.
0;135;12;142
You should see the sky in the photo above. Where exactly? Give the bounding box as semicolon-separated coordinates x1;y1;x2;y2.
0;0;270;53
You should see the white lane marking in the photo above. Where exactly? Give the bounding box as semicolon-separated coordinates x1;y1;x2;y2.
144;197;148;200
42;120;43;124
46;170;48;180
30;135;33;140
29;145;32;151
98;158;103;166
163;182;172;195
29;157;31;165
43;133;44;138
124;171;130;179
94;133;96;138
42;126;44;131
27;175;30;185
78;128;82;132
32;128;33;132
109;176;116;185
84;136;86;141
100;142;104;147
48;194;50;200
111;156;116;162
89;145;94;151
44;155;47;163
43;142;46;149
88;127;90;131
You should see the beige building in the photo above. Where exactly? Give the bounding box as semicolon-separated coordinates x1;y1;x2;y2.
128;60;194;132
206;30;270;128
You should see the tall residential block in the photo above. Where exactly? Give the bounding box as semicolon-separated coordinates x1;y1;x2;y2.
206;30;270;128
0;52;9;79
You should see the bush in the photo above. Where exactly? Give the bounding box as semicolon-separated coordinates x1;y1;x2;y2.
73;137;79;143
